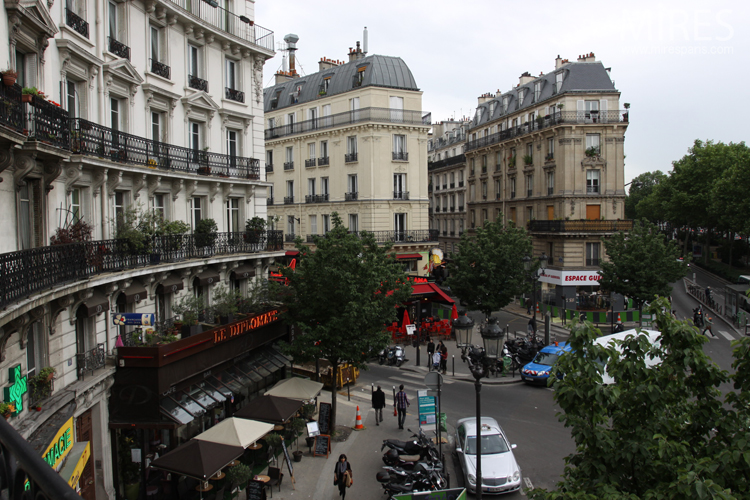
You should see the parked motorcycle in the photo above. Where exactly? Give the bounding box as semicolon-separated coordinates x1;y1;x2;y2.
386;345;406;367
378;348;387;365
376;467;444;497
381;428;431;455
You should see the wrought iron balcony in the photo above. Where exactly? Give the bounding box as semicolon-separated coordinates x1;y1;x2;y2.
283;161;294;170
0;231;284;310
305;158;316;168
150;58;171;79
318;156;329;166
284;196;294;204
527;220;634;233
548;187;554;195
392;151;409;161
225;87;245;103
285;233;296;242
29;95;71;149
450;206;455;212
587;186;600;194
65;7;89;38
527;189;533;197
459;181;464;187
0;83;25;134
450;183;455;188
442;184;447;189
305;194;329;204
345;191;358;201
189;74;208;92
267;197;274;205
393;191;410;200
458;205;464;211
107;36;131;60
266;164;273;172
442;207;447;212
164;0;274;51
345;152;358;163
428;153;466;170
265;107;428;140
76;343;105;379
69;118;260;179
345;230;439;244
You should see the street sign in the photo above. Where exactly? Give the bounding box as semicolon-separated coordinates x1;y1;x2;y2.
418;392;436;425
424;371;443;389
406;324;416;336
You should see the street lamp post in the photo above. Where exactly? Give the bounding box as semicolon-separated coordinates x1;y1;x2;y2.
471;363;485;499
453;310;475;356
523;253;548;324
480;317;504;377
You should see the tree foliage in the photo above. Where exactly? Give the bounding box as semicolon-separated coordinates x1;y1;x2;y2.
446;219;532;319
599;219;687;313
276;213;412;429
530;298;750;500
623;170;667;222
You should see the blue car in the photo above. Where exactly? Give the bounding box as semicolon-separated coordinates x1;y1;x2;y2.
520;342;572;385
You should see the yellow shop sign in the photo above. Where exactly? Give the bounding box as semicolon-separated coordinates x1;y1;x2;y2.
42;417;74;470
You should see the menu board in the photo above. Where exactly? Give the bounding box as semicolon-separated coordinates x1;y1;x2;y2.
281;438;293;476
318;402;332;435
313;434;331;458
246;480;266;500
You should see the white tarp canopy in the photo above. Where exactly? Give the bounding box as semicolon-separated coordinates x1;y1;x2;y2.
193;417;274;448
265;377;324;401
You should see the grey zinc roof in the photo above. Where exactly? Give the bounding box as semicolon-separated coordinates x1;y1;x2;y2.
472;62;617;128
263;54;419;113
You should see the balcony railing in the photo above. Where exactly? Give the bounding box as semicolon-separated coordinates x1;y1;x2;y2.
305;194;329;204
428;153;466;170
393;191;409;200
450;183;455;188
150;58;171;79
283;161;294;170
164;0;274;51
285;233;296;242
76;343;105;379
29;96;70;149
548;187;554;195
527;220;634;233
344;230;439;244
284;196;294;204
466;110;629;152
225;87;245;103
0;231;283;310
345;192;358;201
442;207;447;212
265;107;428;140
305;158;316;168
267;197;273;205
65;7;89;38
189;74;208;92
450;207;455;212
318;156;329;166
392;151;409;161
458;205;464;211
587;186;599;194
107;36;131;60
266;164;273;172
0;83;24;134
459;181;464;187
345;152;358;163
527;189;533;197
70;118;260;179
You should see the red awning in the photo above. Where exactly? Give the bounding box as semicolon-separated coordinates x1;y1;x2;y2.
396;253;422;260
411;283;455;305
285;250;299;256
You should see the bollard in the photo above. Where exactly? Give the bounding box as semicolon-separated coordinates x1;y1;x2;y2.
452;355;455;376
347;378;350;401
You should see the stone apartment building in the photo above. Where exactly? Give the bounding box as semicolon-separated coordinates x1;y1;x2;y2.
464;53;632;312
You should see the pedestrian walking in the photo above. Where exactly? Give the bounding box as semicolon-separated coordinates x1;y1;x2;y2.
527;316;537;336
333;453;353;499
395;384;409;430
702;316;714;337
440;344;448;375
372;385;385;425
426;337;435;369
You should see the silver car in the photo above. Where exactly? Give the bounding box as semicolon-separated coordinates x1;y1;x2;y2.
455;417;521;495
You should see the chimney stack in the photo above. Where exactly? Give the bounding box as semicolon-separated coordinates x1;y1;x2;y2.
555;54;564;69
477;92;494;105
518;71;534;86
577;52;596;63
319;57;341;71
348;41;365;62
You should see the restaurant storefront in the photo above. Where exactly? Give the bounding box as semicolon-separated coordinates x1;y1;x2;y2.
109;308;291;499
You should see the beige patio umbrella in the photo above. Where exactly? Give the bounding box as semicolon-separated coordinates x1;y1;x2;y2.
193;417;274;448
264;377;324;401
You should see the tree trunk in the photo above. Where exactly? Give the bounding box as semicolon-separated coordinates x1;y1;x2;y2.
683;229;690;257
330;359;338;432
638;302;643;328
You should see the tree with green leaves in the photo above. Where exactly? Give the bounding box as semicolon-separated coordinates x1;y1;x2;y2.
276;213;412;430
599;219;687;324
446;219;532;320
529;298;750;500
623;170;667;222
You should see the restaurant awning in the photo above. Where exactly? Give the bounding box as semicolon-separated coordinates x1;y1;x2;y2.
195;270;221;286
234;395;303;424
396;253;422;261
265;377;323;401
156;275;184;294
193;417;273;448
285;250;299;256
81;292;109;317
150;439;244;480
411;282;455;305
231;264;256;280
121;282;147;303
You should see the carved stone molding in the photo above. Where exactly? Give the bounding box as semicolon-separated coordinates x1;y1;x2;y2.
132;173;147;199
0;147;14;182
106;170;123;196
64;165;83;195
148;175;162;199
245;185;255;204
209;182;221;203
581;156;607;171
43;160;63;193
92;168;108;197
50;296;74;335
13;152;37;190
222;183;234;203
171;178;183;201
185;180;198;200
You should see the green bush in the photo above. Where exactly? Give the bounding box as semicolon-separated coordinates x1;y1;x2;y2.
194;218;218;248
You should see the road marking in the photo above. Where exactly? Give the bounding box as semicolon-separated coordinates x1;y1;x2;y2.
719;330;735;341
523;476;534;493
397;371;455;384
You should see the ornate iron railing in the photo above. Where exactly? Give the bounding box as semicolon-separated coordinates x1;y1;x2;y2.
466;110;629;152
28;96;70;149
165;0;274;51
305;194;329;204
65;8;89;38
107;36;131;60
392;152;409;161
189;74;208;92
284;234;296;242
0;418;79;499
70;118;260;179
283;161;294;170
267;197;273;205
150;58;171;79
305;158;316;168
527;220;634;233
345;152;358;162
429;155;467;172
393;191;410;200
345;192;358;201
76;343;105;379
0;83;25;134
346;230;439;244
265;107;428;140
0;231;283;310
318;156;329;166
225;87;245;103
266;164;273;172
283;196;294;204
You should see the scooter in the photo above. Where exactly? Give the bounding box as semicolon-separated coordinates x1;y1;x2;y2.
382;429;431;455
378;348;387;365
387;345;406;367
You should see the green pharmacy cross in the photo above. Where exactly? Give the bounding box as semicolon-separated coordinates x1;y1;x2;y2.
4;365;28;415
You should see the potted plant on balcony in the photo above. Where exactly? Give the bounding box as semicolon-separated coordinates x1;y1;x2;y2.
173;293;205;338
623;102;630;121
21;86;39;103
194;218;218;249
2;69;18;87
244;216;266;244
212;284;240;325
508;155;516;168
585;146;600;158
0;402;16;419
523;154;533;166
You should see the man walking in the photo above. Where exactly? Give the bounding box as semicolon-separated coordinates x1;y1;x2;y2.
426;337;435;370
372;385;385;425
395;384;409;430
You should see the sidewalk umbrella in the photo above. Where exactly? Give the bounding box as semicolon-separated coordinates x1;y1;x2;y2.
193;417;274;449
265;377;324;401
150;439;243;480
451;304;459;320
401;309;411;333
234;395;303;424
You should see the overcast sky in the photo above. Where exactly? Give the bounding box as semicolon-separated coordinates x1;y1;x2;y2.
255;0;749;185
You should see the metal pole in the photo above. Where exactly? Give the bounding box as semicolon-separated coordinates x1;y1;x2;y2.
437;377;442;462
475;374;483;500
533;275;537;323
452;355;455;376
347;378;350;401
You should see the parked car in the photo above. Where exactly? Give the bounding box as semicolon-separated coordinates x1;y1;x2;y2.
593;329;661;385
520;342;572;385
455;417;521;495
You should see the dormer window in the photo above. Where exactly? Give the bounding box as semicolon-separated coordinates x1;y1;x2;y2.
517;89;524;109
502;96;509;113
534;81;541;103
555;71;564;93
353;66;365;87
489;101;496;116
271;89;281;109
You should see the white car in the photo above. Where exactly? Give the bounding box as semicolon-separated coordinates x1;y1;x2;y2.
455;417;521;495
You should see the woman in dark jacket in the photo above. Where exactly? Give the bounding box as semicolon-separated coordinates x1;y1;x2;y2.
333;453;352;498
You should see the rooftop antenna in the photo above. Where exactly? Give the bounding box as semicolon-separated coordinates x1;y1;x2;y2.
283;34;299;75
363;27;368;55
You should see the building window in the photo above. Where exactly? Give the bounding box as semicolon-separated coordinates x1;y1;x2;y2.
481;181;487;200
586;242;600;266
348;174;358;195
111;97;121;131
287;216;295;235
70;188;81;223
320;140;328;160
287;112;295;132
190;197;202;229
66;80;78;118
285;146;294;169
188;44;201;78
189;121;201;153
18;181;40;250
309;215;318;235
26;321;45;378
322;214;330;233
308;178;316;196
286;180;294;198
108;1;118;41
555;72;564;93
526;143;533;161
321;177;329;196
347;136;357;154
226;58;237;90
394;174;406;199
227;130;239;170
266;150;273;169
470;210;476;228
510;177;516;199
393;134;407;160
586;170;600;194
151;112;162;142
226;198;240;232
394;213;406;241
469;184;475;202
470;158;475;176
547;171;555;195
526;174;533;197
153;193;165;219
114;191;126;226
547;137;554;159
495;179;501;199
348;214;359;232
534;81;541;102
308;142;315;160
586;133;600;155
527;206;533;222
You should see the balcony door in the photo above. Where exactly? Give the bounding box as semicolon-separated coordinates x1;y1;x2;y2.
586;205;600;220
390;96;404;122
227;129;238;175
394;213;406;242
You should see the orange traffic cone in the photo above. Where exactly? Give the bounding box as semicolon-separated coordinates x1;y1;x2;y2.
617;313;622;322
354;406;364;431
536;303;540;313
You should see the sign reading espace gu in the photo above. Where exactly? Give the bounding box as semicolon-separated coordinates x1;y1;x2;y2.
539;270;602;286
